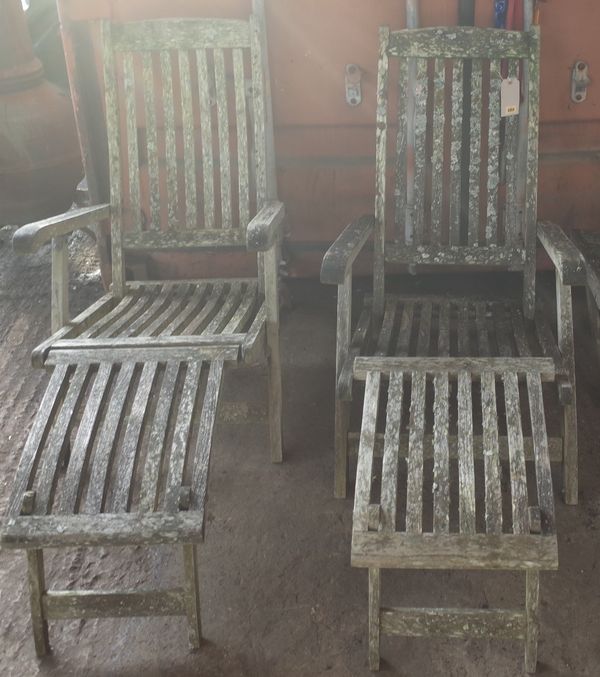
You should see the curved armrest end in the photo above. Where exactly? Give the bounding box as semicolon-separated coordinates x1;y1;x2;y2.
320;215;375;285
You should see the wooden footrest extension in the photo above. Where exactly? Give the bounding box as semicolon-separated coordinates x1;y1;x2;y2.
352;360;558;672
1;356;227;656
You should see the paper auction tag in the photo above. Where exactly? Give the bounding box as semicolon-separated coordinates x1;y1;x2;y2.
501;77;520;117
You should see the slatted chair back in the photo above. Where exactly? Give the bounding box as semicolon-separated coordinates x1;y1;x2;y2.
373;26;540;314
101;17;272;291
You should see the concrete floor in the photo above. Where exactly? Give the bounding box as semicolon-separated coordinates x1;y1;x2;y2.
0;234;599;676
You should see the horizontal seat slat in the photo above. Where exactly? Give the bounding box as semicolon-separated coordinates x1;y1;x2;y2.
384;244;526;268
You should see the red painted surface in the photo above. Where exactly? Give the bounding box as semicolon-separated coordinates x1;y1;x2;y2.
57;0;600;279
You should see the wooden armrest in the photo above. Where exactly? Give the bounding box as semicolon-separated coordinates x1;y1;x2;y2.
246;201;285;251
537;221;586;286
320;215;375;285
12;204;111;254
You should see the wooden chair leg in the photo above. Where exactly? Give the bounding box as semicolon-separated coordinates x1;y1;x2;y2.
368;568;381;671
267;322;283;463
525;570;540;674
182;544;202;649
563;401;578;505
334;399;350;499
27;549;50;658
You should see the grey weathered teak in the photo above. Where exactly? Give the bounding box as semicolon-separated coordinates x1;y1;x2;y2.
321;24;584;672
3;11;284;657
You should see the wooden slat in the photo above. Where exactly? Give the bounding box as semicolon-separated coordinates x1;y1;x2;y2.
7;365;70;516
233;48;250;228
481;371;503;534
395;301;414;356
432;372;450;533
48;344;239;366
181;283;226;335
430;58;445;243
196;49;215;229
213;48;232;228
122;52;140;231
449;59;464;245
190;360;225;513
468;59;483;246
58;364;113;514
381;372;403;532
160;51;178;225
110;362;159;512
511;306;531;356
223;283;258;333
352;532;558;570
160;284;212;336
121;285;178;337
43;589;186;619
97;291;160;339
475;302;491;356
164;362;203;511
142;52;160;229
412;58;428;245
380;607;526;640
81;291;142;339
487;60;502;243
437;301;450;357
354;356;555;380
457;371;476;534
406;372;426;533
376;299;397;356
250;14;267;205
416;301;432;357
34;366;90;514
384;243;525;267
178;50;197;228
457;303;470;356
394;58;408;240
502;372;528;534
84;363;136;513
143;284;194;336
354;371;381;532
138;362;181;511
202;282;242;334
526;372;555;535
504;60;520;245
112;19;251;51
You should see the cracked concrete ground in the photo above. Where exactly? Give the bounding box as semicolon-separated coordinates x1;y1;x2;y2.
0;235;599;676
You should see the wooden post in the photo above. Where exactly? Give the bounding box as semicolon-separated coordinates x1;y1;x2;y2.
368;568;381;670
525;570;540;673
27;550;50;657
264;244;283;463
51;235;70;333
182;544;202;649
334;270;352;497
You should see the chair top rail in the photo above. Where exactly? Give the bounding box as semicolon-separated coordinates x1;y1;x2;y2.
111;18;251;52
387;26;535;60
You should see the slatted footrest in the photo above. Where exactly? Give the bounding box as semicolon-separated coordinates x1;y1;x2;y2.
352;358;558;672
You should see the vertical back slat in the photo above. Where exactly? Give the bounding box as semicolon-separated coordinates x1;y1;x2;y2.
504;60;520;245
394;58;408;241
468;59;483;246
122;52;141;231
250;15;267;207
214;49;233;228
196;49;216;229
430;58;445;243
142;51;160;230
487;60;502;244
458;370;476;534
412;58;428;245
233;48;250;228
160;51;178;225
449;59;464;246
178;50;197;228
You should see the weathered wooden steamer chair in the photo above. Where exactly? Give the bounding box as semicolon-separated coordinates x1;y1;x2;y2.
321;22;584;672
1;14;284;655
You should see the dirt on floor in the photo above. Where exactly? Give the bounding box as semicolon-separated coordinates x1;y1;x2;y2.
0;233;599;677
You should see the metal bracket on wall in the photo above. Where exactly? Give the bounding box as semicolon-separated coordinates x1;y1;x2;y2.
345;64;362;106
571;61;590;104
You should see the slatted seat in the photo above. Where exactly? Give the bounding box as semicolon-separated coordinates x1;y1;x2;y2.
321;18;585;673
353;360;557;672
4;9;284;659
